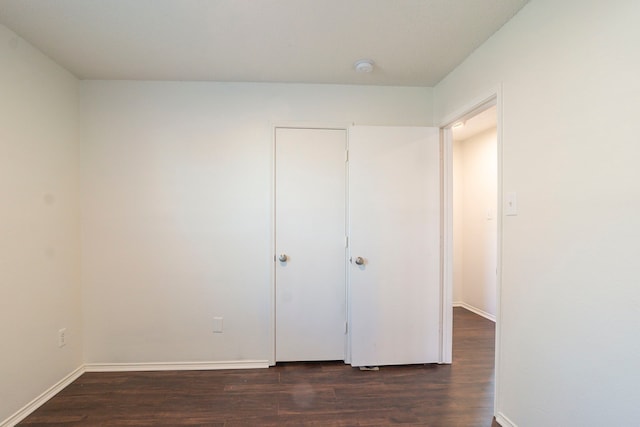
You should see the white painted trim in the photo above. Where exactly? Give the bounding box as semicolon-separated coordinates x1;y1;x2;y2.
494;86;505;419
439;128;453;364
344;127;352;365
272;121;353;131
270;125;277;366
453;301;496;322
438;86;502;129
1;365;85;427
84;360;269;372
496;412;518;427
438;83;504;418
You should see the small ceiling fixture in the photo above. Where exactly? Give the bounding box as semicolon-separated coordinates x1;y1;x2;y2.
452;121;465;129
354;59;374;73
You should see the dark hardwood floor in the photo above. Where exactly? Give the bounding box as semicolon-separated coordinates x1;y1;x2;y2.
19;308;495;426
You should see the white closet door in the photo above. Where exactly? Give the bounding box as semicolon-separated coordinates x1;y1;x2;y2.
349;126;441;367
275;128;347;362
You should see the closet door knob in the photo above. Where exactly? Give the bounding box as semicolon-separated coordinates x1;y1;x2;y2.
278;254;288;262
354;256;365;265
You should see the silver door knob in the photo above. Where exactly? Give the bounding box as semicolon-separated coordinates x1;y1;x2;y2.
354;256;365;265
278;254;288;262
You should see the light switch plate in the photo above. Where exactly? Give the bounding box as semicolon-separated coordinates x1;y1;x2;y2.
213;317;224;333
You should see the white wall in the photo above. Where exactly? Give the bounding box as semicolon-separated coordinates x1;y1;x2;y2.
79;81;433;364
0;25;82;422
453;128;497;318
435;0;640;425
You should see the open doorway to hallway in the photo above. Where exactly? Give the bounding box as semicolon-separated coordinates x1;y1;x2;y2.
450;105;498;423
451;105;498;322
441;92;501;423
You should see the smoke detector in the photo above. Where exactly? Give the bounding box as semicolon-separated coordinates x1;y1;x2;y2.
354;59;375;73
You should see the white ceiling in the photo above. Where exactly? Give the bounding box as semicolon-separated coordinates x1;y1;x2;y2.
452;105;497;141
0;0;528;86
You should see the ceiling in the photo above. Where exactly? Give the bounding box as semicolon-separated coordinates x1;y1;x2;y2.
0;0;528;86
452;105;497;141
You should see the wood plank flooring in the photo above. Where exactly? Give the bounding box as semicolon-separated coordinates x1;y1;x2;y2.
19;308;495;426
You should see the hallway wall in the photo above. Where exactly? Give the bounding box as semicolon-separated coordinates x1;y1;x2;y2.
453;128;497;319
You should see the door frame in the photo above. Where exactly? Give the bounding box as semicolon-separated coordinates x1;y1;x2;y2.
438;86;503;413
270;122;351;366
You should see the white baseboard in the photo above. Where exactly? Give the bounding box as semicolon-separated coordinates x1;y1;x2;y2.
453;301;496;322
496;412;517;427
85;359;269;372
1;365;85;427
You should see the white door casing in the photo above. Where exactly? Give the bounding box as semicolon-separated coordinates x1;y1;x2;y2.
274;127;347;362
349;126;441;367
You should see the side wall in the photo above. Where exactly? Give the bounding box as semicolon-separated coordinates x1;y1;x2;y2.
79;81;433;364
0;25;83;422
435;0;640;425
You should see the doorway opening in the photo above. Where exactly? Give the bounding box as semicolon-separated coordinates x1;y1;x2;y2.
440;92;501;418
452;105;498;321
451;105;498;413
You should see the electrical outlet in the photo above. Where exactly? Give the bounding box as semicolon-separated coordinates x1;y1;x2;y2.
58;328;66;348
213;317;223;333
